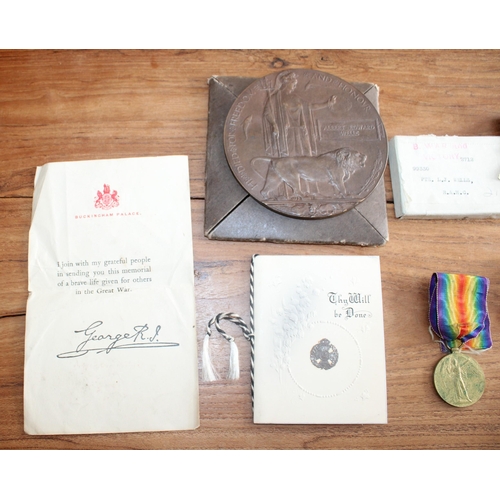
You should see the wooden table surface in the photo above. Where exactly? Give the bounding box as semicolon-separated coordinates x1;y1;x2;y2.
1;49;500;450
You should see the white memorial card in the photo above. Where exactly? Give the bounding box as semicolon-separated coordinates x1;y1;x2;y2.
252;255;387;424
389;135;500;218
25;156;199;435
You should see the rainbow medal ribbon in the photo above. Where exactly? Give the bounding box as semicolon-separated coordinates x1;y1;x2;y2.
429;273;492;407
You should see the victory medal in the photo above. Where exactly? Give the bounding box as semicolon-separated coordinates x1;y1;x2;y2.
429;273;492;407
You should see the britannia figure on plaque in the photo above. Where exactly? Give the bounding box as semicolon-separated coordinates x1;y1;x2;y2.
263;71;313;158
262;71;338;159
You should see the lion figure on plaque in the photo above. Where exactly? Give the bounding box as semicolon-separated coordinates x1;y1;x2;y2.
254;147;367;201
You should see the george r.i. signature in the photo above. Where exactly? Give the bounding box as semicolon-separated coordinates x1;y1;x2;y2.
56;320;179;358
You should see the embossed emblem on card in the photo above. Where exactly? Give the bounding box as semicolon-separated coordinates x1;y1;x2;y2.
310;338;339;370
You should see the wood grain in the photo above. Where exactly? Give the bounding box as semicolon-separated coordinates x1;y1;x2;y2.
1;50;500;449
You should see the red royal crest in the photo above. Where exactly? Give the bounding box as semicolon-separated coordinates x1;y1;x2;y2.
95;184;119;210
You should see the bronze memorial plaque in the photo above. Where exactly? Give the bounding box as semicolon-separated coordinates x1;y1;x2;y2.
223;69;388;219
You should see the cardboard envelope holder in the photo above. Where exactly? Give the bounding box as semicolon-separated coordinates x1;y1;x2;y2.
204;76;389;246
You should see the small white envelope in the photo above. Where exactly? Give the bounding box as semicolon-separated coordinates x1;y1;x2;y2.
389;135;500;218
